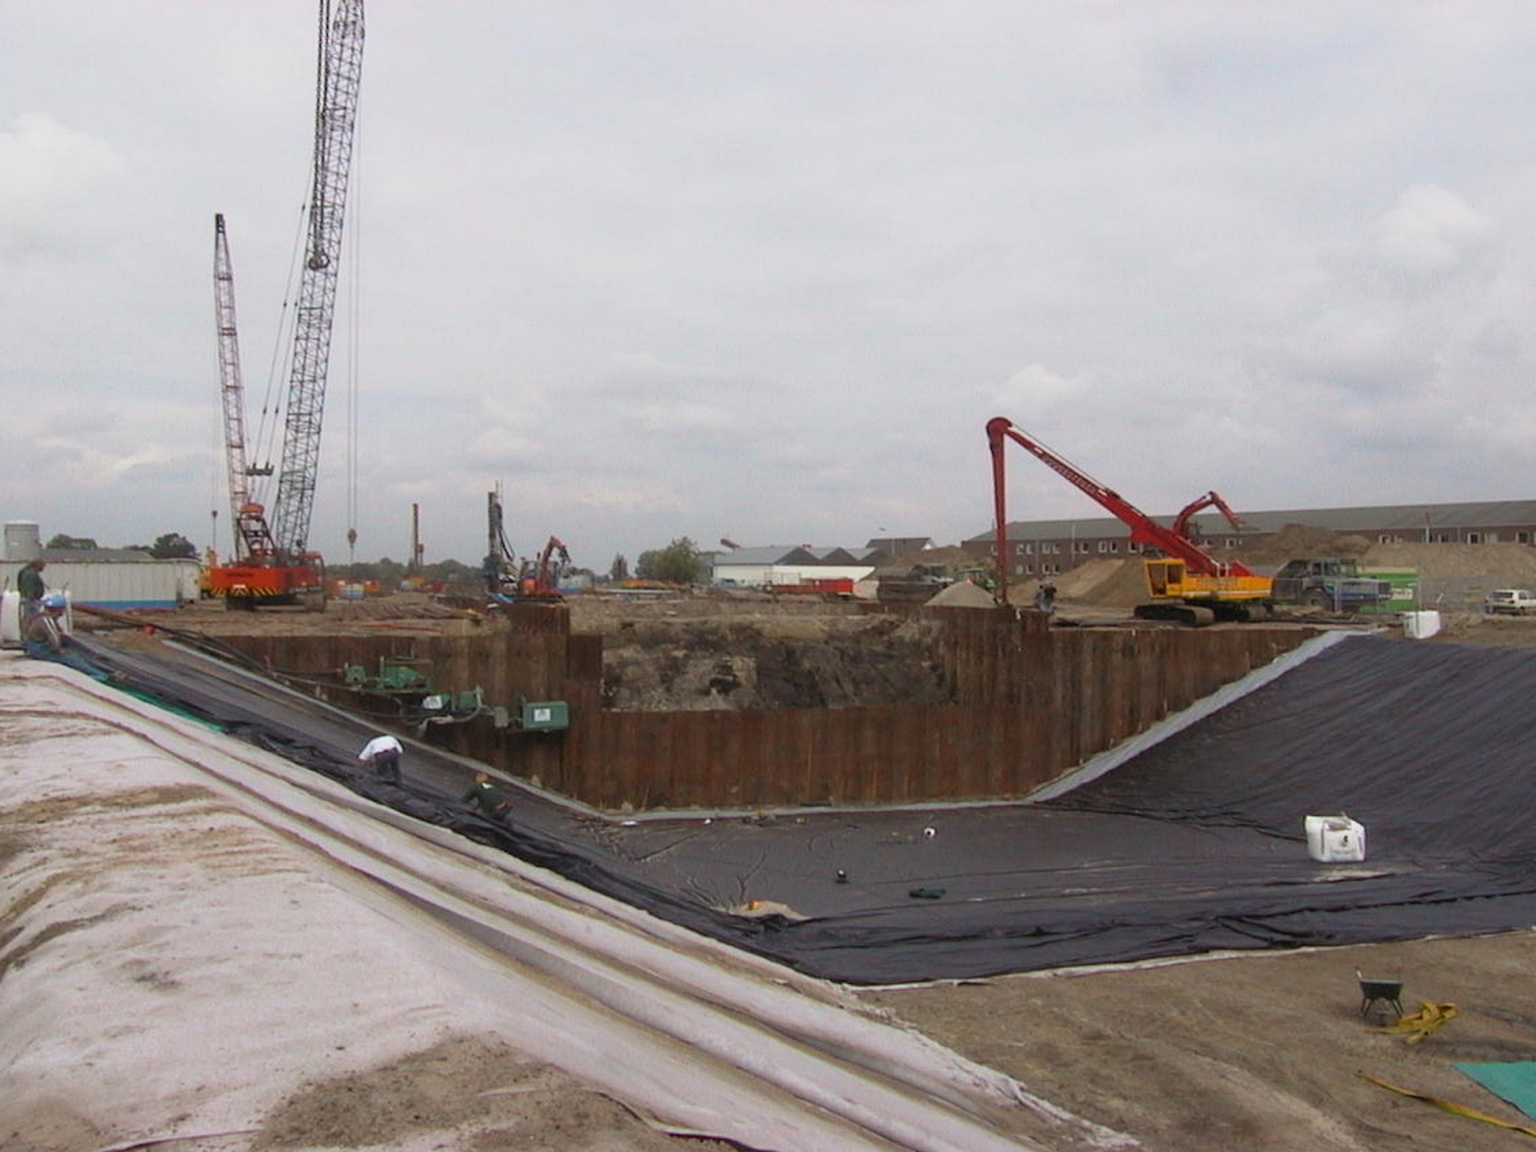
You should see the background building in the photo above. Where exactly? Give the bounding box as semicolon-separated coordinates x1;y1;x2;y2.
707;545;880;589
965;500;1536;580
2;521;201;611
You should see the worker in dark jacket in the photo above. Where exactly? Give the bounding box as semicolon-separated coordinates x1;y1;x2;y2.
17;559;46;619
462;772;512;821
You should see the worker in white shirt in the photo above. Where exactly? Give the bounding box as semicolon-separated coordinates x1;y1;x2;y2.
357;733;403;783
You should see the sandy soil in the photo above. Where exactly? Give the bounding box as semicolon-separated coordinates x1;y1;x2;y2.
865;933;1536;1152
252;1034;729;1152
0;682;741;1152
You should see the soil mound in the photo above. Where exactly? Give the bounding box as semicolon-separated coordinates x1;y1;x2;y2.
1360;540;1536;581
1237;524;1371;565
1055;558;1149;608
926;580;996;608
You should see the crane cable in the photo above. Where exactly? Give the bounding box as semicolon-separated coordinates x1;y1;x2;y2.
248;201;310;514
344;108;362;567
249;137;365;565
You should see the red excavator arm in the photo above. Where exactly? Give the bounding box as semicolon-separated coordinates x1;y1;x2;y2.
986;416;1257;604
514;536;571;599
1172;490;1249;543
537;536;570;593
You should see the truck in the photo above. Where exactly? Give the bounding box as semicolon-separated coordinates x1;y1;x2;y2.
1269;558;1392;613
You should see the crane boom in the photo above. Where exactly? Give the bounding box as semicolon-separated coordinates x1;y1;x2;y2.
213;213;254;550
213;214;275;565
986;417;1252;574
270;0;365;561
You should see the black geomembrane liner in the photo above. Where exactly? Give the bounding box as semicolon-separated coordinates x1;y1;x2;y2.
76;633;1536;985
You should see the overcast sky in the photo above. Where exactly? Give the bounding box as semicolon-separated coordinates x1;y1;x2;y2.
5;2;1536;571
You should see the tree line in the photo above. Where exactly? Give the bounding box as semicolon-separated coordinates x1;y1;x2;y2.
48;533;199;559
44;532;711;588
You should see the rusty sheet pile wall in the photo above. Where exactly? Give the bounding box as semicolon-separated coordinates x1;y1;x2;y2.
563;612;1313;808
218;606;1315;810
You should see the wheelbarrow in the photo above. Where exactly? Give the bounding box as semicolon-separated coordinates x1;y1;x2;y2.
1357;969;1404;1023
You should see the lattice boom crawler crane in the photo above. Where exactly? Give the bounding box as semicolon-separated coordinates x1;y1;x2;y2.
206;0;365;609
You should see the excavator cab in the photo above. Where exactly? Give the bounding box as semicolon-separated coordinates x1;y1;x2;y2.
1144;558;1184;598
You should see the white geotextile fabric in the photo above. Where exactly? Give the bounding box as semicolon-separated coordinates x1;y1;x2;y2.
1;665;523;1148
0;656;1101;1152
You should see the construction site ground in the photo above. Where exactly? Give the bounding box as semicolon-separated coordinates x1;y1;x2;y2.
69;539;1536;1151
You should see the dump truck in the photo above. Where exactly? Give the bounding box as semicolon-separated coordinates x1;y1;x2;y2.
1270;558;1392;613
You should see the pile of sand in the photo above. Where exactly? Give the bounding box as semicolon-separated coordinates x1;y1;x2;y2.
1051;559;1151;608
926;580;998;608
1359;540;1536;582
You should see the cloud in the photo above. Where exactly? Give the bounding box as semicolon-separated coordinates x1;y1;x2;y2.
6;4;1536;568
1374;184;1494;276
0;114;124;257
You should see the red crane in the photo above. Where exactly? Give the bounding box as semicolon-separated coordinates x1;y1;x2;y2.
986;417;1270;624
212;214;273;557
206;0;364;609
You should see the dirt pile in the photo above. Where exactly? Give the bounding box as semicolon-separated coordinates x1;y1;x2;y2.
253;1035;716;1151
1052;558;1151;608
926;580;997;608
1232;523;1373;565
1360;540;1536;581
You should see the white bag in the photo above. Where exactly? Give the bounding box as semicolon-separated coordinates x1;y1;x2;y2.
1304;815;1366;863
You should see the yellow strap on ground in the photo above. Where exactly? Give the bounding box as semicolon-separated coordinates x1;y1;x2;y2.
1377;1001;1458;1044
1358;1072;1536;1139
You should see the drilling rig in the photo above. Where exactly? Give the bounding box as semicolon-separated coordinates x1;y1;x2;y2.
205;0;365;609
